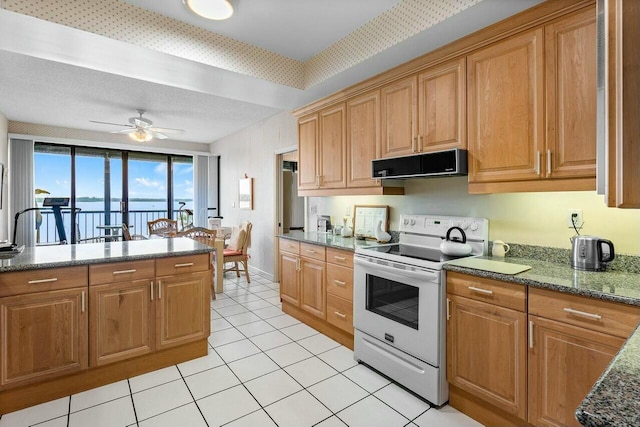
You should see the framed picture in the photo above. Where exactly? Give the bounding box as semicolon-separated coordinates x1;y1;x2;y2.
353;205;389;239
0;163;4;210
238;177;253;210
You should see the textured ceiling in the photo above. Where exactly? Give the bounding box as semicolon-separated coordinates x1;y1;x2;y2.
0;0;545;147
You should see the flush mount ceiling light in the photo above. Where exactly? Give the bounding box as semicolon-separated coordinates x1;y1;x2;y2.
183;0;234;20
129;129;153;142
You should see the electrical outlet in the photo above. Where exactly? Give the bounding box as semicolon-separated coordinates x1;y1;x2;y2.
310;205;317;214
567;209;584;228
345;205;351;216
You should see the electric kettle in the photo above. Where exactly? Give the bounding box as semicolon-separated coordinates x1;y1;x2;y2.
570;236;615;271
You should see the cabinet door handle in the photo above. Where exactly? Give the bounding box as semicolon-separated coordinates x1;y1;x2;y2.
81;291;85;313
174;262;194;268
305;249;316;254
333;256;346;261
334;311;347;319
468;286;494;296
412;137;417;153
27;277;58;284
546;149;552;177
529;320;534;348
158;280;162;299
418;135;423;152
112;269;136;275
535;151;541;175
446;297;451;321
563;307;602;320
333;279;346;287
150;281;154;301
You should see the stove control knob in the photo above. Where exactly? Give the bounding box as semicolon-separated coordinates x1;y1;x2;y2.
403;218;409;225
410;219;416;226
461;222;469;230
470;222;479;231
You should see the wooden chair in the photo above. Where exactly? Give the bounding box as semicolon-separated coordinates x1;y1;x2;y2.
147;218;178;237
176;227;219;299
122;223;146;241
223;222;252;283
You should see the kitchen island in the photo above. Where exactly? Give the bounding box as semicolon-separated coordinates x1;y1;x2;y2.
0;239;213;414
443;255;640;427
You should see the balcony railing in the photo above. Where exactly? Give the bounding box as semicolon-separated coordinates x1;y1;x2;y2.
37;210;189;244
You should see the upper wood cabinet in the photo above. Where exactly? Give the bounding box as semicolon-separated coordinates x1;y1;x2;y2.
545;8;597;179
468;28;545;184
347;90;380;188
318;104;347;189
417;57;466;152
380;59;466;158
381;76;418;158
298;113;319;191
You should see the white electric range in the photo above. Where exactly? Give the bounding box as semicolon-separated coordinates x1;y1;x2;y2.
353;214;489;406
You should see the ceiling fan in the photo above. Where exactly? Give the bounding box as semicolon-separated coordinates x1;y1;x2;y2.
90;109;185;142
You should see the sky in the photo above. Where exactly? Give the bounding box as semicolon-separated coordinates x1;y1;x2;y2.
34;152;194;201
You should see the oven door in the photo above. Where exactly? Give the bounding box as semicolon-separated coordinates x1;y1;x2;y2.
353;255;441;366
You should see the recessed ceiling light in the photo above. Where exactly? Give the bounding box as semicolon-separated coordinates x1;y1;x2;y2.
183;0;234;20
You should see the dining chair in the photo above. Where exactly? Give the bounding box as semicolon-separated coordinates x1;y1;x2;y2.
176;226;220;299
223;221;252;283
147;218;178;237
122;223;147;241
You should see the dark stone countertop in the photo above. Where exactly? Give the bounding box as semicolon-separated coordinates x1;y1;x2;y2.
0;238;213;272
443;255;640;307
278;231;386;252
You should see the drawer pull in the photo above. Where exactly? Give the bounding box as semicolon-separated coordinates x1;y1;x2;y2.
305;249;316;254
563;307;602;320
27;277;58;284
174;262;194;268
333;280;346;287
81;291;85;313
468;286;494;296
334;256;346;261
112;269;136;275
529;320;534;348
334;311;347;319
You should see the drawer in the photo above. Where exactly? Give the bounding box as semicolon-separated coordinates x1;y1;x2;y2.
300;243;326;262
529;287;640;339
326;294;353;334
90;260;155;285
0;266;88;297
447;272;526;312
326;264;353;301
155;254;210;277
326;248;354;268
279;238;300;255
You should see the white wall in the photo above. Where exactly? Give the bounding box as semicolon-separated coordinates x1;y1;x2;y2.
211;111;297;279
308;177;640;255
0;111;8;241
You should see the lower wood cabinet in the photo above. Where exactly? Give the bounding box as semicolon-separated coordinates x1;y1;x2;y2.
279;251;300;306
0;287;88;389
527;315;623;427
90;279;153;366
300;258;326;319
447;293;527;420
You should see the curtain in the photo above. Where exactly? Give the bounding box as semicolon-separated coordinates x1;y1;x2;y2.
9;139;35;246
194;155;208;228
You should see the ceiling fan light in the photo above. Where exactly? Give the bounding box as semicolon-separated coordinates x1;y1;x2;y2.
184;0;233;20
129;129;153;142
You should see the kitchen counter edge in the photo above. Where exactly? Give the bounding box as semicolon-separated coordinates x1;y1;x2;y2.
278;232;382;252
0;238;214;273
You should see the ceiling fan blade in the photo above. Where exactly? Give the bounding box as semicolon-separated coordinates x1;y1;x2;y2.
90;120;133;127
148;126;185;134
149;131;169;140
109;129;137;134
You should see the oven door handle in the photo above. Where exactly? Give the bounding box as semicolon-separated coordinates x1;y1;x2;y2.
354;257;439;282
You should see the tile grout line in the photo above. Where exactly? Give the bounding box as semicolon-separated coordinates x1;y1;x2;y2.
127;379;140;427
66;395;71;427
176;365;210;427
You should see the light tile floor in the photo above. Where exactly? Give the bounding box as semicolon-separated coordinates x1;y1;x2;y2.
0;273;483;427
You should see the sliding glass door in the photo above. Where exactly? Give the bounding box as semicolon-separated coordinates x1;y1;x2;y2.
34;143;193;244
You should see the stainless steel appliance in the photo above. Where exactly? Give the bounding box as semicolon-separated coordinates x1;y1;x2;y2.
571;235;615;271
353;214;489;405
372;148;467;180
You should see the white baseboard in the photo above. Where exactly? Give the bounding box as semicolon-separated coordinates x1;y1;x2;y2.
248;265;275;282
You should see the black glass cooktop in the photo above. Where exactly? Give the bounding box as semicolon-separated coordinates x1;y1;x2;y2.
364;244;468;263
